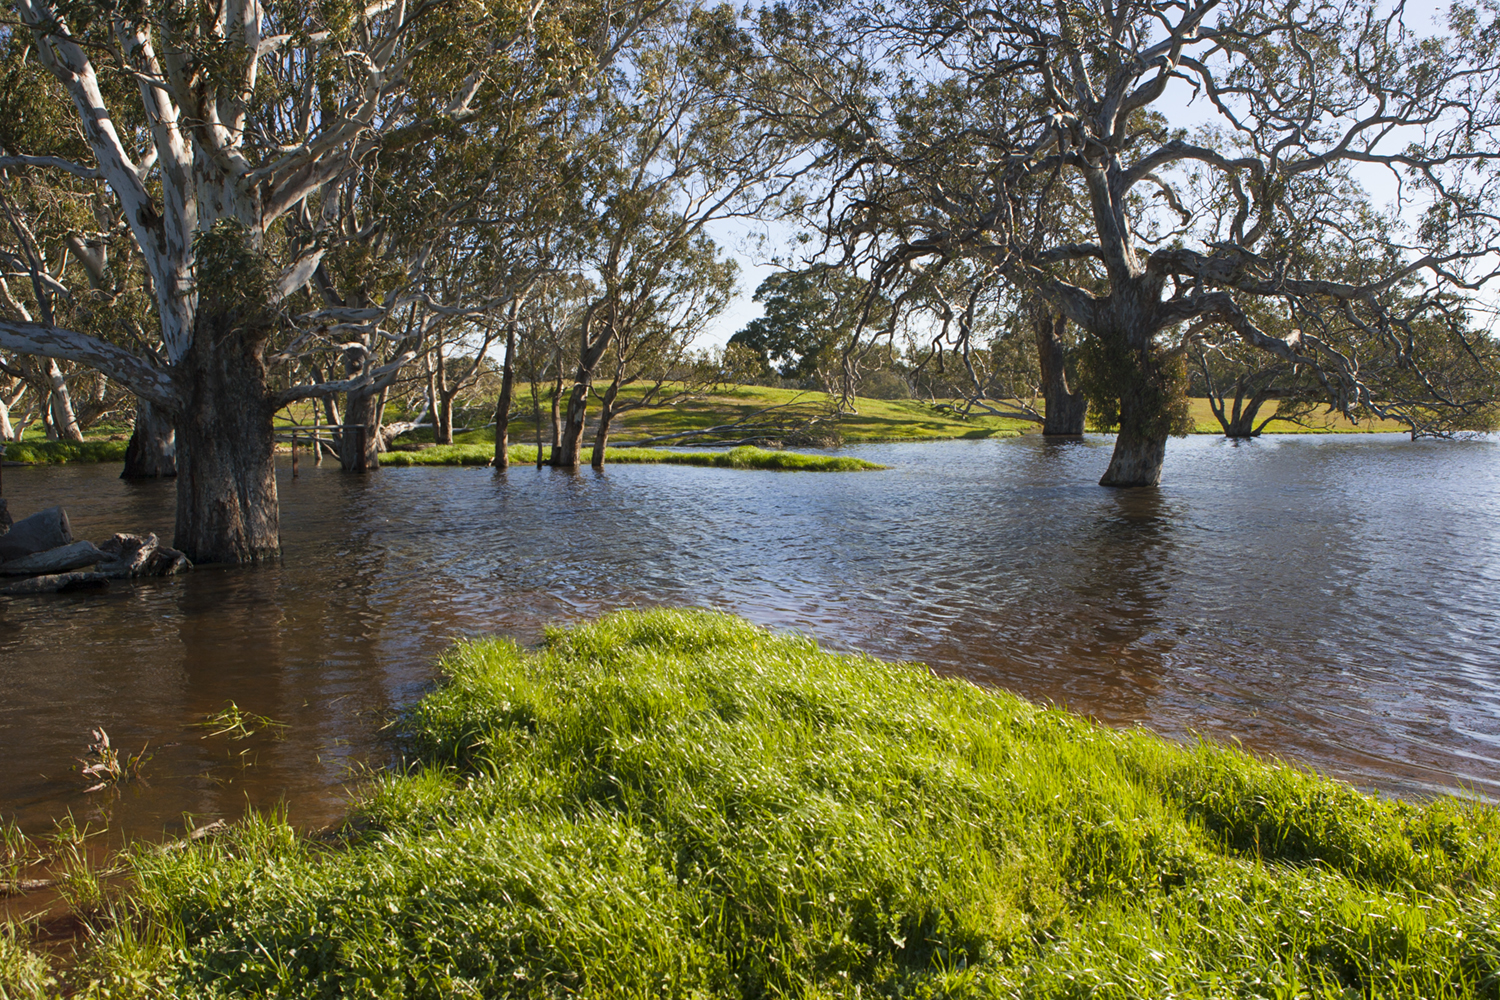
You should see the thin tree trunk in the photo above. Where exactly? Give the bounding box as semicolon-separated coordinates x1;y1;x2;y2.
590;381;620;468
0;383;21;441
432;342;455;445
494;325;516;470
554;378;590;468
46;360;84;442
1033;310;1087;436
121;397;177;478
423;350;440;443
532;374;546;468
549;373;563;452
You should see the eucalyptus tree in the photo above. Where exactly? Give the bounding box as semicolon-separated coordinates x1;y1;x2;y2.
0;0;647;562
551;2;799;469
498;271;592;467
729;268;877;383
756;0;1500;485
587;233;735;466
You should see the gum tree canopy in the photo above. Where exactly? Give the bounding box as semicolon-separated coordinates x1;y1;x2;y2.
0;0;638;562
768;0;1500;484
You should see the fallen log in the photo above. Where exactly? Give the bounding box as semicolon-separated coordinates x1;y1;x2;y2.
0;571;108;596
146;543;191;576
97;532;158;578
0;506;71;561
0;539;108;576
94;532;191;577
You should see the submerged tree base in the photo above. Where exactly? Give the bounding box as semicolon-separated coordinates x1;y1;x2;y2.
5;609;1499;998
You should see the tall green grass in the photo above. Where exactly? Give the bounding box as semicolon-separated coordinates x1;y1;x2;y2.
380;443;883;471
24;609;1493;998
1;439;128;464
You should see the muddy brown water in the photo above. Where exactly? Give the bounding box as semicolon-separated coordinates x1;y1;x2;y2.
1;434;1497;849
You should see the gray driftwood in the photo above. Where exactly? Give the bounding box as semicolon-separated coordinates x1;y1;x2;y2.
97;532;192;577
0;506;72;561
0;571;109;596
0;539;108;576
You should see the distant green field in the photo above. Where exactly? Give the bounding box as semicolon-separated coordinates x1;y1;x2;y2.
380;442;884;471
1;388;1417;470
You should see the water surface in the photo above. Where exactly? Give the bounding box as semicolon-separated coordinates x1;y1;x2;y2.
1;434;1496;845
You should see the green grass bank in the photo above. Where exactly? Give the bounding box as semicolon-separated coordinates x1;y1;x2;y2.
7;610;1497;998
380;443;883;471
0;439;129;464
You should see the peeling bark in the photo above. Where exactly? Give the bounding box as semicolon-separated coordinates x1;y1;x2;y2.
45;360;83;442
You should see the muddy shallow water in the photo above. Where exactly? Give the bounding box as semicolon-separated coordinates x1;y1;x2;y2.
1;433;1497;844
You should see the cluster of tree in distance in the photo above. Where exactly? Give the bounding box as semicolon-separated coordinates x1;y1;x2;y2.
1;0;1498;562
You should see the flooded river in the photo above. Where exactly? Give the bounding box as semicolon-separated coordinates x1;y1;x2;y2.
1;433;1497;843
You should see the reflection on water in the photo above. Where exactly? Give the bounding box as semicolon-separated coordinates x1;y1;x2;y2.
1;433;1497;842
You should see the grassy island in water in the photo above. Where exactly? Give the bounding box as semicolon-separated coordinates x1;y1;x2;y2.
4;609;1497;998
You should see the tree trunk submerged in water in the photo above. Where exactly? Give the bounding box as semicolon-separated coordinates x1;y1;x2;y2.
590;382;620;468
494;325;516;470
172;311;280;564
1034;310;1087;436
122;397;177;479
1097;362;1178;488
554;379;589;468
339;386;383;472
1099;423;1168;486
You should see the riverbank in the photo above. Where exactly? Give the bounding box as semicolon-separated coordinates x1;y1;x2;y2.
0;389;1411;468
5;609;1496;998
381;443;884;471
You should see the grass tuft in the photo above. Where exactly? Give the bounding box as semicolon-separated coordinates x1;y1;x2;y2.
9;610;1500;997
0;923;55;1000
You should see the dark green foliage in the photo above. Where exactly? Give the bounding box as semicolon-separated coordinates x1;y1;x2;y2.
729;270;880;381
96;610;1500;999
191;220;278;331
1078;337;1194;438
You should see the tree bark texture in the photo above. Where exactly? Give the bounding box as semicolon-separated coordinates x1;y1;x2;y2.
1099;391;1169;487
1034;311;1087;436
549;375;563;453
0;539;107;575
590;382;620;468
339;386;383;471
45;359;83;442
0;382;24;441
554;378;590;468
121;397;178;478
171;312;280;564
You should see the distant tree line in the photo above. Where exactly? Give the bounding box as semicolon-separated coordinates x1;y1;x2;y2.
1;0;1497;561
